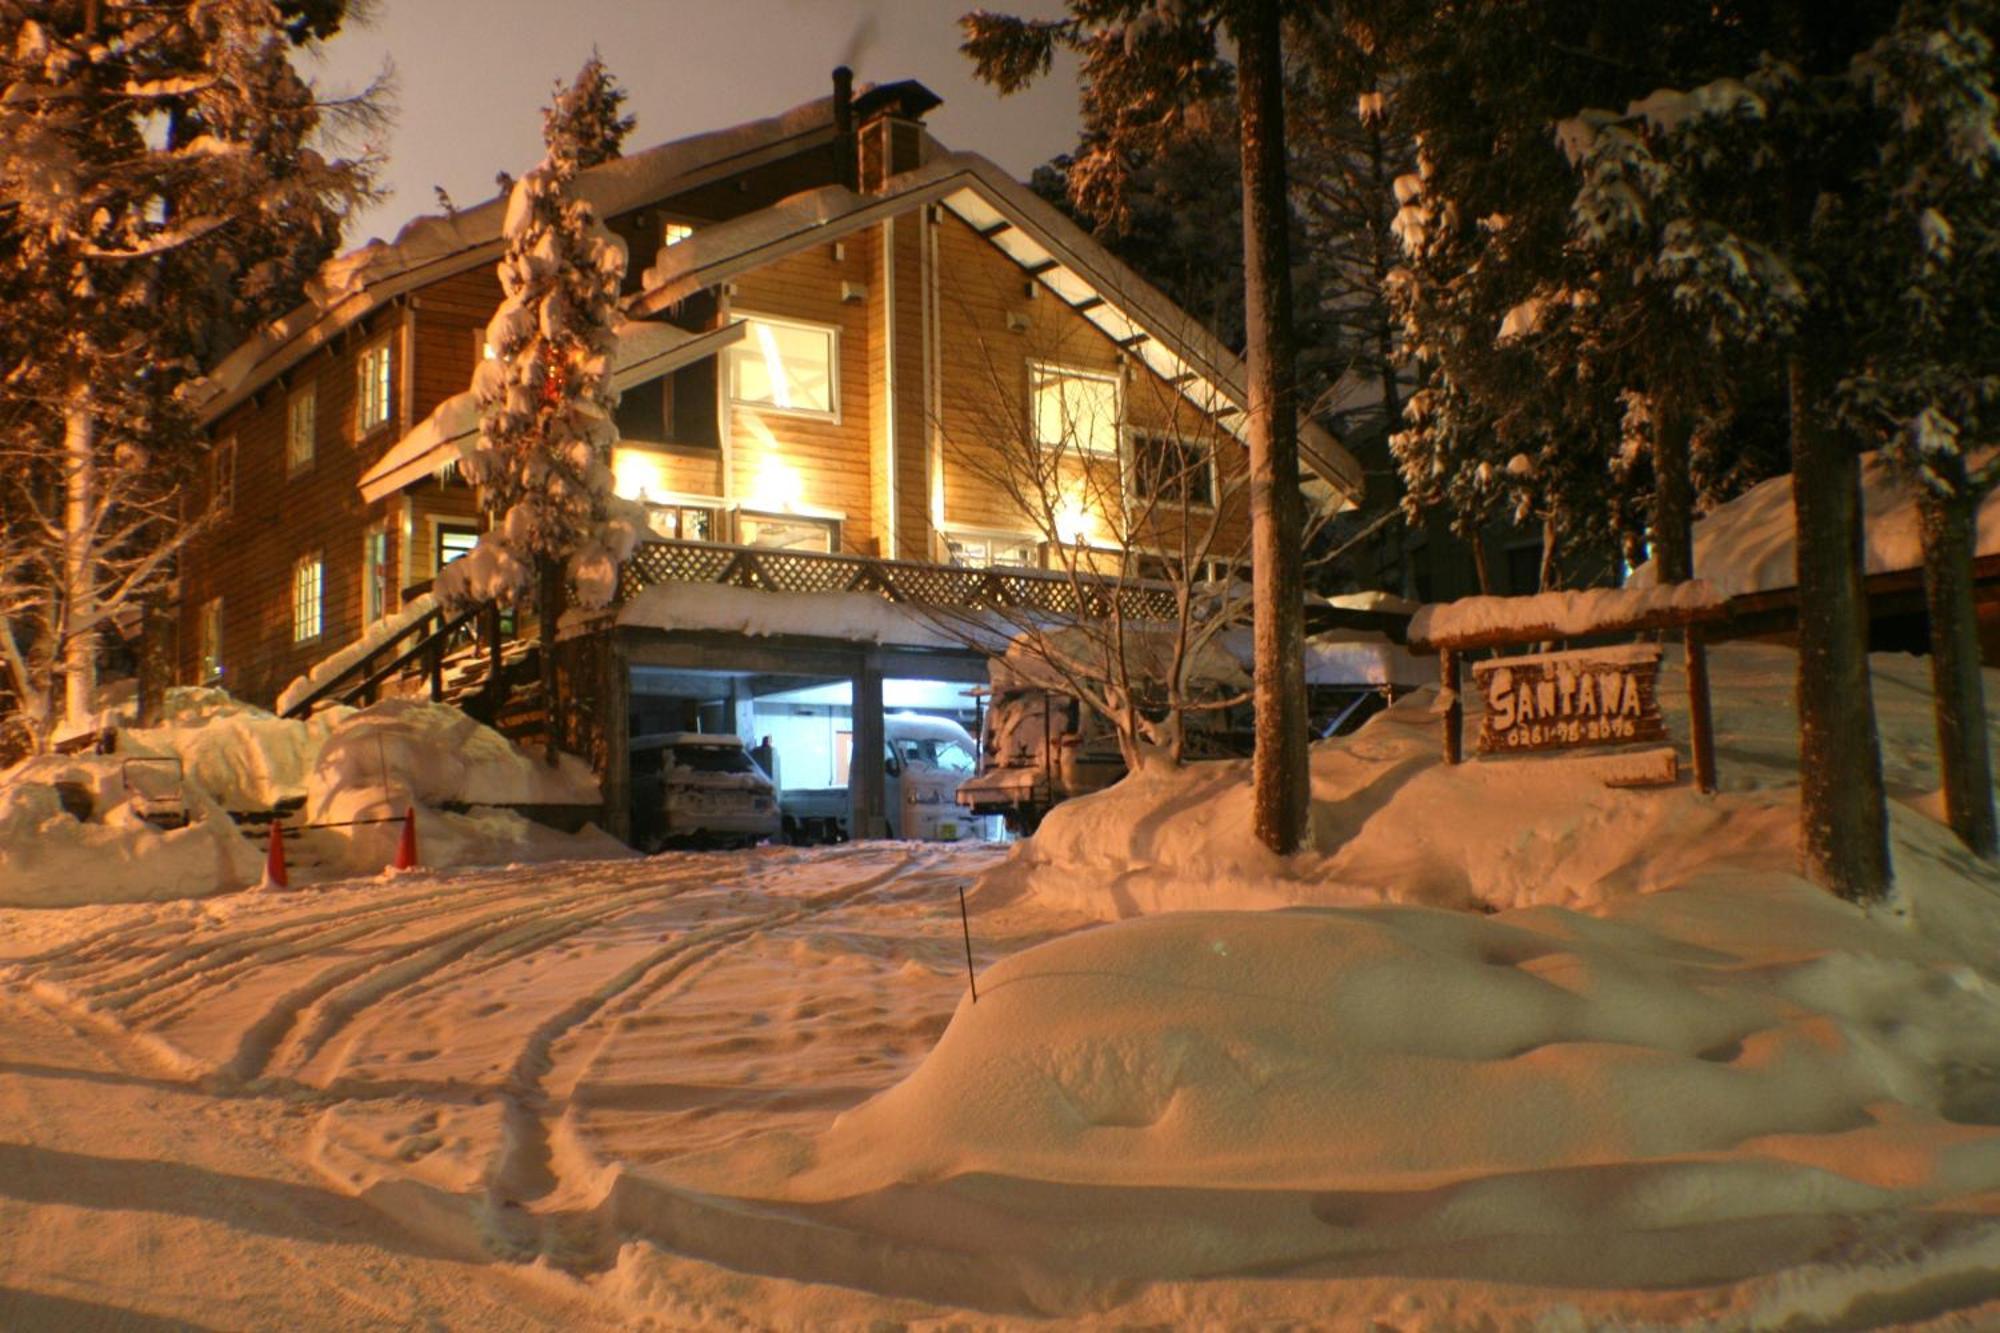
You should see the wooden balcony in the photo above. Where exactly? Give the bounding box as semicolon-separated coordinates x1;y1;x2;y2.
617;538;1186;622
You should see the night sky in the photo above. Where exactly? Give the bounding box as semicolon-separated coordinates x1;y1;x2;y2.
311;0;1083;246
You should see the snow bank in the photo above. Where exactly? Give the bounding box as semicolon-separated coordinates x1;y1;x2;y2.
0;752;261;907
992;643;1995;919
0;689;617;904
1630;451;2000;594
305;700;618;876
617;581;961;648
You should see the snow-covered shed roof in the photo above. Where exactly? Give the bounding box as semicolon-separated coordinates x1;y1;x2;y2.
186;91;846;428
1628;452;2000;596
630;152;1365;507
357;318;746;502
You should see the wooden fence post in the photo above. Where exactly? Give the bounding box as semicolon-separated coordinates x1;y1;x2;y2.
1685;625;1717;794
1441;648;1463;765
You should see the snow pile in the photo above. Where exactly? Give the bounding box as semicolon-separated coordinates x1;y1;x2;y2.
123;686;349;811
305;700;618;876
1409;579;1728;646
761;862;2000;1297
994;643;1994;919
1629;450;2000;594
0;752;260;907
275;594;438;716
617;581;962;648
0;689;616;904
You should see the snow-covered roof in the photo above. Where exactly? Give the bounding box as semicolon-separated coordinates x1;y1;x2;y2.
186;91;843;427
1629;451;2000;596
357;318;746;503
630;151;1364;507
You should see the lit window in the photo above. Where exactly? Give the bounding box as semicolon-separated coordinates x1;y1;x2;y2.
1129;432;1215;506
363;527;391;624
436;524;479;572
286;386;316;476
1031;364;1120;455
210;436;236;516
198;597;223;683
663;221;695;247
292;555;323;644
356;338;393;436
737;511;835;552
944;533;1038;568
727;315;835;415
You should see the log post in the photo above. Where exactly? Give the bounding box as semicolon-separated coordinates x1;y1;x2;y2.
427;636;444;702
1685;624;1716;794
1440;648;1463;765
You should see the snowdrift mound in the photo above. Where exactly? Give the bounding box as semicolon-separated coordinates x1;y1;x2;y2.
0;752;260;906
997;643;1988;918
0;690;620;903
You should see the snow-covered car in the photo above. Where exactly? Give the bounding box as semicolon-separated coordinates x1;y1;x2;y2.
629;733;781;851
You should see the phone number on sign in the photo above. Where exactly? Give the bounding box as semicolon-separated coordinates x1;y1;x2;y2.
1495;716;1641;748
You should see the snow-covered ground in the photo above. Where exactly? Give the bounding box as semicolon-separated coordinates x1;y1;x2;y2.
5;644;2000;1327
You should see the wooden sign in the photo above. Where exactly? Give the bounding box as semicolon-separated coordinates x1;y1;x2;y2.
1470;644;1666;754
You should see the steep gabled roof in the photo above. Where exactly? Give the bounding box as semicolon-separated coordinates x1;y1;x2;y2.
186;91;844;427
629;151;1363;506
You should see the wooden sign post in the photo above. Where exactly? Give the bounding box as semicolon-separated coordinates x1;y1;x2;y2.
1407;583;1729;793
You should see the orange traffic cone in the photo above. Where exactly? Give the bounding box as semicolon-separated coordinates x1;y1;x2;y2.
264;820;289;890
392;805;419;871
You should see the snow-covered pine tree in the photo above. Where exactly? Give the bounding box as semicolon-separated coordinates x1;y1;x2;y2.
966;0;1320;855
0;1;378;751
1841;0;2000;856
438;58;641;759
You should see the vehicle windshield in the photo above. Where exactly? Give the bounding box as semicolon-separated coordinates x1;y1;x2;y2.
670;745;757;774
895;737;977;774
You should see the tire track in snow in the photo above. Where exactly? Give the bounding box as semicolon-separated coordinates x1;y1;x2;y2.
490;847;942;1212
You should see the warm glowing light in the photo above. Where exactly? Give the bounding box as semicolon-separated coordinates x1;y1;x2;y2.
754;322;792;410
748;452;804;512
612;447;669;503
1054;489;1094;545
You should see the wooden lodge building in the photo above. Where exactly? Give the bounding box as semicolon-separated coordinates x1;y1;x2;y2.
175;73;1364;839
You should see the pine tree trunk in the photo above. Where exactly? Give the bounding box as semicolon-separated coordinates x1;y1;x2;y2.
1916;457;1995;857
1652;400;1694;585
538;554;562;767
1237;0;1308;856
1788;352;1890;901
62;372;98;734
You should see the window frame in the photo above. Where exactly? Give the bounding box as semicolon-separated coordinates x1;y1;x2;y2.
362;525;391;625
724;311;840;421
434;521;480;575
291;554;323;645
1125;428;1218;510
285;384;316;477
355;335;394;440
939;527;1041;570
1028;361;1122;457
735;508;839;553
198;596;224;684
209;436;237;517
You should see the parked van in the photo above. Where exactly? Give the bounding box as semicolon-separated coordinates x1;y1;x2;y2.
779;713;1000;843
629;732;781;851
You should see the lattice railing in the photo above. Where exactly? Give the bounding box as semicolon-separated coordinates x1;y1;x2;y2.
617;539;1183;622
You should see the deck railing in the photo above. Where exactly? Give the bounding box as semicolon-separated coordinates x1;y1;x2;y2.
617;538;1186;622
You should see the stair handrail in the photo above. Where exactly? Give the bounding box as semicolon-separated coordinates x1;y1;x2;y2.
281;602;482;720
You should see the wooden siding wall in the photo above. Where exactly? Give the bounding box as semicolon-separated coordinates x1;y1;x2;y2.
929;210;1251;561
726;239;879;553
178;310;408;707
